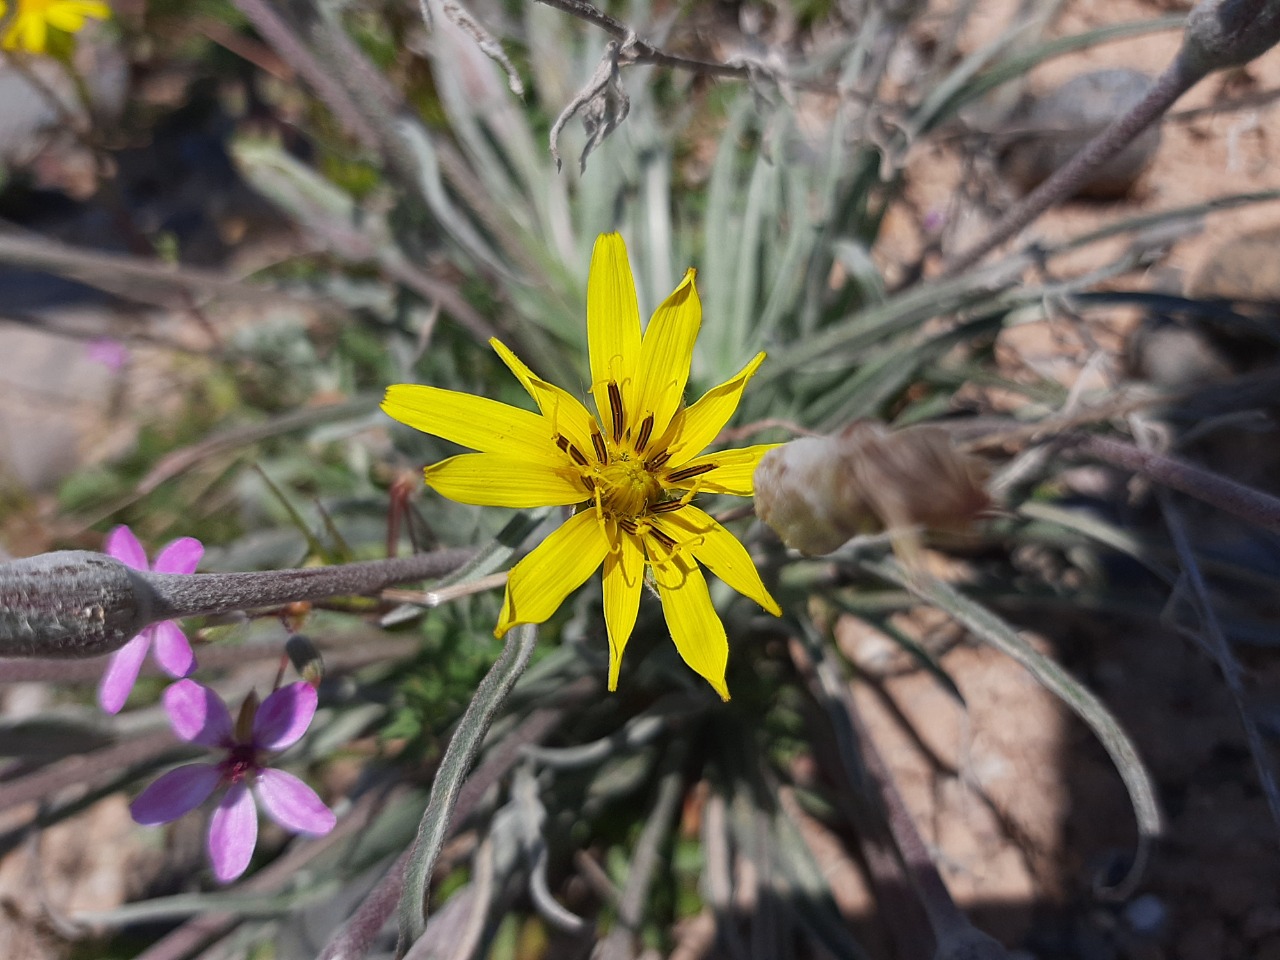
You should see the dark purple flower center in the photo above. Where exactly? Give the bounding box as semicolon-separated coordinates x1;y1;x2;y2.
220;743;261;784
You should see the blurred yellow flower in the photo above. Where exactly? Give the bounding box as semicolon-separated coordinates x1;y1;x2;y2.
383;233;780;699
1;0;109;53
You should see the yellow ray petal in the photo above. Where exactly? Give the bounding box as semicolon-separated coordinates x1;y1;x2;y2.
8;12;46;51
489;339;599;464
602;525;645;691
662;443;782;496
651;551;730;701
383;384;563;465
587;234;642;427
46;1;110;31
663;352;766;467
425;454;588;507
651;506;780;616
632;269;699;442
497;511;611;635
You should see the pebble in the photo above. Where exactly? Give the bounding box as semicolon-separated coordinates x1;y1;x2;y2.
1124;894;1169;937
1001;69;1162;200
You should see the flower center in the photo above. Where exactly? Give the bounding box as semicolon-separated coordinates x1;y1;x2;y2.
598;454;662;518
221;744;260;785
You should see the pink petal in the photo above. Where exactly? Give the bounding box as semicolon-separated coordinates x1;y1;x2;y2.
163;680;233;746
131;763;221;825
209;782;258;883
151;621;196;677
255;768;336;835
97;632;151;714
86;337;129;371
153;537;204;575
253;683;317;751
105;525;147;570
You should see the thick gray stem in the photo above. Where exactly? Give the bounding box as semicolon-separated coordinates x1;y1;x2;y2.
1067;433;1280;533
0;548;473;660
0;551;157;660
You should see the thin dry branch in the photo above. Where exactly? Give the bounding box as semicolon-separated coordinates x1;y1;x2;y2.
418;0;525;95
533;0;752;79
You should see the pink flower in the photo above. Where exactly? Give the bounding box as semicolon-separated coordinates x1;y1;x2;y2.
98;526;204;713
130;680;337;883
85;337;129;371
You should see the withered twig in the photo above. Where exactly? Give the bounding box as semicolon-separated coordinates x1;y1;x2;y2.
533;0;752;79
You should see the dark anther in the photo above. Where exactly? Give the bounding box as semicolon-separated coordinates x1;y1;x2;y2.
635;414;654;453
652;500;685;513
556;434;590;466
649;527;678;549
618;518;639;534
591;430;609;463
646;450;672;470
608;382;624;443
665;462;715;483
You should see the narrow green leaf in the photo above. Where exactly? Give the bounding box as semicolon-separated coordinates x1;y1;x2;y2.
396;624;539;954
862;557;1162;897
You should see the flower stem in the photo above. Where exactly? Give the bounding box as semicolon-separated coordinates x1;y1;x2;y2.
318;698;572;960
395;624;539;955
0;548;474;660
1066;433;1280;533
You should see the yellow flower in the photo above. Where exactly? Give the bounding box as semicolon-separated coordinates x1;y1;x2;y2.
382;233;781;699
0;0;110;53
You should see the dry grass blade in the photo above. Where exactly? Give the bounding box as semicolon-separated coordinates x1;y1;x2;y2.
134;398;379;497
1151;470;1280;835
534;0;753;79
595;757;685;960
432;0;524;96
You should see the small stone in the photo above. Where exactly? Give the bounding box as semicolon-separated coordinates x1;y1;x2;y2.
1125;894;1169;937
1001;69;1162;200
1127;320;1233;388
